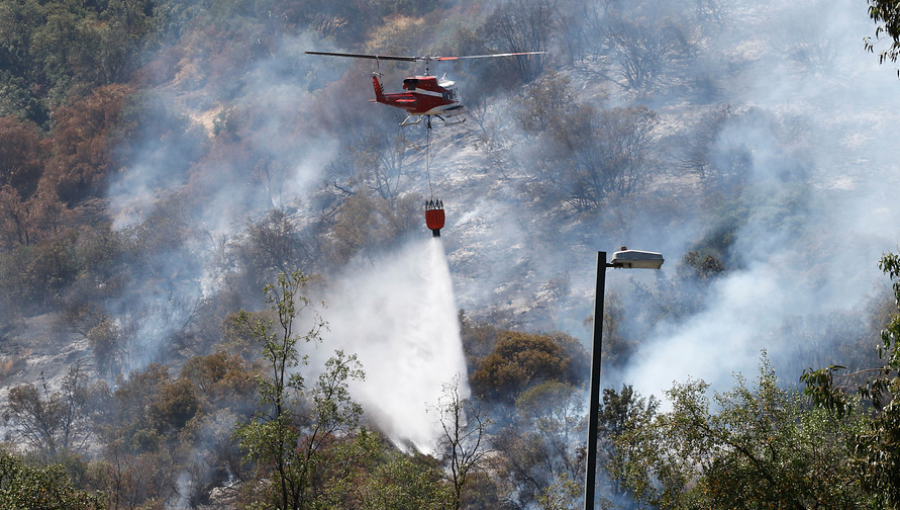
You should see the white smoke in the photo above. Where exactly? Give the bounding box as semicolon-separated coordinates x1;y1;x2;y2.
618;0;900;398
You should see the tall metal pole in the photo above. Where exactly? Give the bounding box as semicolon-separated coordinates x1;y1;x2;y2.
584;251;607;510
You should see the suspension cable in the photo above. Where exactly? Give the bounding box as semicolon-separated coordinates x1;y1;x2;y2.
425;117;434;200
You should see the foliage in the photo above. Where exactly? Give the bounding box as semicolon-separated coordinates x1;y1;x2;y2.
0;235;80;312
613;355;873;509
44;84;132;204
86;319;123;380
0;116;44;197
328;189;423;264
146;378;201;433
0;0;151;126
866;0;900;67
470;330;586;403
680;250;725;281
515;71;581;135
234;270;366;510
536;472;585;510
459;311;500;372
180;350;259;409
855;251;900;508
103;364;175;453
494;381;585;508
360;450;451;510
0;447;107;509
800;251;900;509
594;385;658;504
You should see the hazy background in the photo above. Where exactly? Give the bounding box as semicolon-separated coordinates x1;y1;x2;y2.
89;0;900;444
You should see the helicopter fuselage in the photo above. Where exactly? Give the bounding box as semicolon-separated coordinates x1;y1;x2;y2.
372;74;464;122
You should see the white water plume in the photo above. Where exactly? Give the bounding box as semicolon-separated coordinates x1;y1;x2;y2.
319;237;469;452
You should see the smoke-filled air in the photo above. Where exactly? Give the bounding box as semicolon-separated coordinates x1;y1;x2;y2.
2;0;900;508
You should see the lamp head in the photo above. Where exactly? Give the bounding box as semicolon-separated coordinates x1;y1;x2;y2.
610;247;664;269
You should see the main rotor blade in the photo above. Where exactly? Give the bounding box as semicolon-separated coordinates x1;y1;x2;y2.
305;50;547;64
435;51;547;61
305;51;418;62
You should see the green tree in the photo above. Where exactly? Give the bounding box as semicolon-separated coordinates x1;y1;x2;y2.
0;447;107;509
614;355;872;509
854;251;900;508
360;451;450;510
536;472;584;510
866;0;900;67
801;251;900;508
234;270;364;510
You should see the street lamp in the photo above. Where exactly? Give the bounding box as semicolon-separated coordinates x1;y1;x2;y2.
584;247;664;510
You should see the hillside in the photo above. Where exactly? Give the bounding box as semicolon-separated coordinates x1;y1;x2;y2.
2;0;900;507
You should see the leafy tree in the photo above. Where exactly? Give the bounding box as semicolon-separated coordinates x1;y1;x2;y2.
146;378;201;434
360;451;451;510
591;385;658;505
850;251;900;508
680;250;725;280
515;71;581;135
0;184;34;246
800;251;900;509
536;472;584;510
87;442;180;509
101;363;173;452
866;0;900;67
459;311;500;372
328;189;422;264
613;355;872;509
0;447;107;509
234;270;365;510
87;319;123;380
471;330;585;403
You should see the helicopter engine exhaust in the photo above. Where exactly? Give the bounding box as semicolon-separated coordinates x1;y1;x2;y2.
425;200;445;237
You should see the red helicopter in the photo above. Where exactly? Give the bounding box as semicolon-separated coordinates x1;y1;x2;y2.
305;51;545;127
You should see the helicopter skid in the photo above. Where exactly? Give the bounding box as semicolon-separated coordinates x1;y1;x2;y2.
439;115;466;126
400;115;424;126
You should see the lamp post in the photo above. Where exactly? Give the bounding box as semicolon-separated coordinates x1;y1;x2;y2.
584;248;663;510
